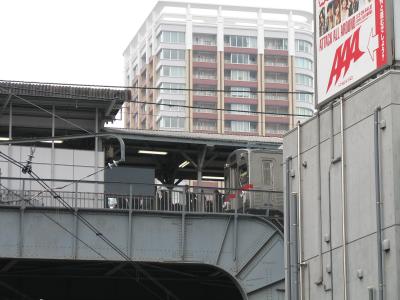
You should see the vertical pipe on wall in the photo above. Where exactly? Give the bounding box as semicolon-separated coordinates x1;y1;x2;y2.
374;107;384;300
340;97;348;300
297;122;303;300
285;156;292;300
328;102;335;300
317;111;323;285
291;192;299;300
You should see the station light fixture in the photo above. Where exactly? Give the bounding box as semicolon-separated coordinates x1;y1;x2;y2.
40;140;63;144
202;175;224;181
179;160;190;168
0;137;10;141
138;150;168;155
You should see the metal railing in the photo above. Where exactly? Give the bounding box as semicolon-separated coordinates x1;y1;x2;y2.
0;177;283;214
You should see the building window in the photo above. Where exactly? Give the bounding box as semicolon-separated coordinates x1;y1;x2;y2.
266;105;288;114
225;70;257;81
265;72;288;84
225;53;257;64
265;56;288;67
193;33;216;46
265;38;288;50
193;119;217;131
158;116;185;129
193;51;216;63
229;103;255;115
159;66;185;77
295;92;313;104
266;122;289;134
224;35;257;48
226;86;257;99
193;85;217;96
227;120;257;132
295;57;313;70
159;49;185;60
159;31;185;44
194;68;217;80
159;99;186;112
193;102;217;113
296;74;313;87
296;107;314;116
295;40;312;54
159;83;186;95
266;89;289;101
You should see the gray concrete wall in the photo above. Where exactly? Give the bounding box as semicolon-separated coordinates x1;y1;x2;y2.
0;145;104;193
283;71;400;299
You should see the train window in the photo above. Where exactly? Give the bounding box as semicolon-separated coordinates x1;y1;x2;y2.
239;164;248;186
262;160;273;187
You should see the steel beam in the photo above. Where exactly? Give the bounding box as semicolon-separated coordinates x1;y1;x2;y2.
105;99;117;117
215;216;231;265
181;152;198;168
0;280;33;300
0;260;18;273
0;92;12;115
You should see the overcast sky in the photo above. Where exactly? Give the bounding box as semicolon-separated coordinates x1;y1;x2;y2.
0;0;313;86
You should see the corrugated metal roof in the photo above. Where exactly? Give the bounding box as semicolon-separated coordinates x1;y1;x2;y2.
106;127;282;146
0;80;129;102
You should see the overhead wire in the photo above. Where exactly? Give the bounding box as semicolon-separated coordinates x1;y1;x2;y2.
0;86;93;135
122;100;314;117
0;80;314;117
0;150;179;300
0;183;174;300
0;78;314;94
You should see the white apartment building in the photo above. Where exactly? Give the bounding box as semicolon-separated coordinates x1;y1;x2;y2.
123;1;314;137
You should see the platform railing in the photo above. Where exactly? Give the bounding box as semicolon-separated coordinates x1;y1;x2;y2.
0;177;283;214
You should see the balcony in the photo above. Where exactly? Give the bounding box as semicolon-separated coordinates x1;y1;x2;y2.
224;79;258;88
193;44;217;52
193;112;218;120
224;113;258;122
265;115;290;123
224;47;257;54
224;63;257;71
224;97;258;105
264;65;289;73
264;49;288;56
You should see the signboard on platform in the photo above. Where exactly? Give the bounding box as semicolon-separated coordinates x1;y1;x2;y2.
316;0;392;106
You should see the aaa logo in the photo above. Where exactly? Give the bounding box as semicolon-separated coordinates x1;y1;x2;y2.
327;28;365;92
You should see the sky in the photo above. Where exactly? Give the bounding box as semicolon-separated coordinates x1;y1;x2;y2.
0;0;313;87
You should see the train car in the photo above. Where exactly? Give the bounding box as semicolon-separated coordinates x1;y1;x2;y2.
224;148;283;215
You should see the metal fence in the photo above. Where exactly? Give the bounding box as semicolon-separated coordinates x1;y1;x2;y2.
0;177;283;214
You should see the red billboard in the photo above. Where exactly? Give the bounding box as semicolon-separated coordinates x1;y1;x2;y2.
316;0;392;106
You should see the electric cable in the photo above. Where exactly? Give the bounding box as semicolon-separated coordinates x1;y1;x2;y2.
0;183;175;300
0;79;314;94
0;150;180;300
0;81;314;118
0;86;93;135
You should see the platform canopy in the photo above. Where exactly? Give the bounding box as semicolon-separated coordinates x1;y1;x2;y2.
0;80;282;184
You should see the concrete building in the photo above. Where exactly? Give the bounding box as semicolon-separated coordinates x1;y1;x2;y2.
283;70;400;299
123;1;314;137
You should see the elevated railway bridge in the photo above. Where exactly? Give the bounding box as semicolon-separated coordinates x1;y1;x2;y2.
0;80;284;299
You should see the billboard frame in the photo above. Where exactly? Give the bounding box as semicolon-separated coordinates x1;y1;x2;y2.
315;0;394;108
